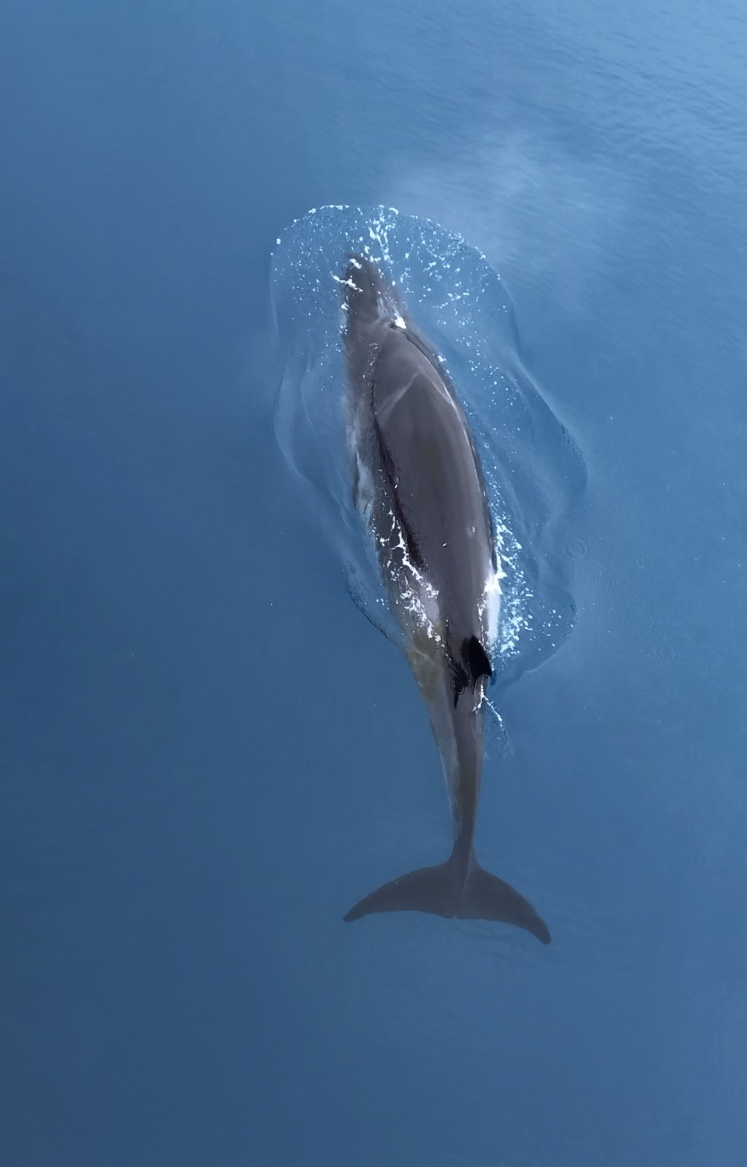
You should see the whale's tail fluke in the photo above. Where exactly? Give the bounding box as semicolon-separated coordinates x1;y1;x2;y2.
343;850;551;944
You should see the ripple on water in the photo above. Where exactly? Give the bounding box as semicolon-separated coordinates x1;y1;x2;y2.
271;205;586;686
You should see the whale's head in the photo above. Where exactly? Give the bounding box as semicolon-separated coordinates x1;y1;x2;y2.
341;254;402;332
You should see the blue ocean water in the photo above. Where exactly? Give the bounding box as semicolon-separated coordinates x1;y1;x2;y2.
1;2;746;1165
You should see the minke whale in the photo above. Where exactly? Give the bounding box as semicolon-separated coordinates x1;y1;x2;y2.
341;255;550;944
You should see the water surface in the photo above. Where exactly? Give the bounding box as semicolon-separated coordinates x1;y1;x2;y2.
2;1;746;1165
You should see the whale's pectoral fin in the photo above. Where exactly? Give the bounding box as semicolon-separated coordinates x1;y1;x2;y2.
344;853;550;944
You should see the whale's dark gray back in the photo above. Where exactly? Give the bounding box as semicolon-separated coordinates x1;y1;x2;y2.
342;254;494;649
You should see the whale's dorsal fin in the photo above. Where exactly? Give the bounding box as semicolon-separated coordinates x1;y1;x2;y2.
450;635;493;706
462;635;492;685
